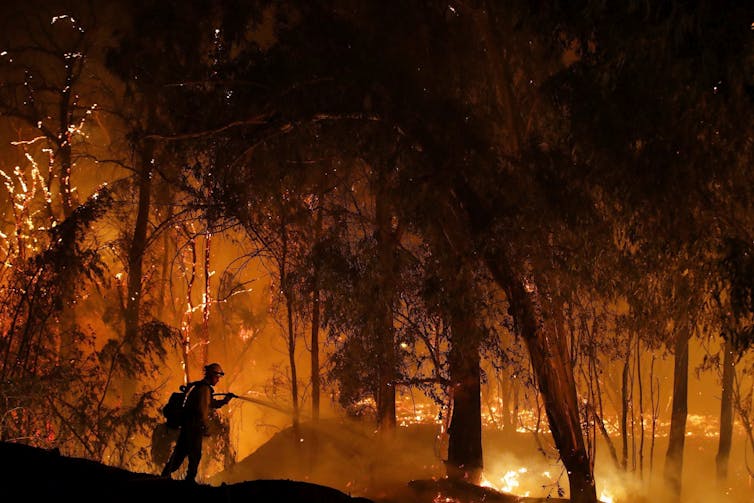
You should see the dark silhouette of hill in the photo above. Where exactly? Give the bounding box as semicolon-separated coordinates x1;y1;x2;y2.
0;440;373;503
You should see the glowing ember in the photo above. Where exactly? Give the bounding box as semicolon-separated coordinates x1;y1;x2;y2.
432;493;459;503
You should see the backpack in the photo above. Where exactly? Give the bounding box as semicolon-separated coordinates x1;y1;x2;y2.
161;382;199;429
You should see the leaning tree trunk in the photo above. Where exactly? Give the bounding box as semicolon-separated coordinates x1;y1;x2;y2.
664;329;689;498
715;337;735;481
439;175;596;502
486;257;597;503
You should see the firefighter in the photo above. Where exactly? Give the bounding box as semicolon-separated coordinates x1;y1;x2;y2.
161;363;235;482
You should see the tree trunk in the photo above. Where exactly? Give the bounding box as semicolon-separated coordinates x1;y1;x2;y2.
55;126;75;361
311;199;323;423
664;330;689;498
122;144;153;403
438;175;595;501
715;337;735;481
486;257;597;503
58;57;75;220
374;168;398;433
311;284;321;422
280;225;300;435
501;373;513;432
637;335;645;478
287;290;300;432
621;333;631;470
446;314;483;483
58;141;73;219
200;225;212;366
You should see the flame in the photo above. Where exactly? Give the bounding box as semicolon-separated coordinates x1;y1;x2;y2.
599;488;615;503
480;468;531;496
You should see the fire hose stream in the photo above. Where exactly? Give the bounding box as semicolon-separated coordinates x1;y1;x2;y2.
213;393;375;442
213;393;304;418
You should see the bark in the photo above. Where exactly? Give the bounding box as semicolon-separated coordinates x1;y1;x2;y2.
58;138;73;218
57;51;76;220
715;337;735;481
663;330;689;498
280;224;300;435
55;121;75;361
157;202;173;319
311;199;323;422
438;174;595;501
485;256;596;503
374;168;398;433
620;334;631;470
501;374;513;432
179;232;197;385
650;356;659;476
446;314;483;483
124;151;154;343
637;335;645;478
311;283;321;423
287;291;299;433
122;144;153;403
436;251;484;483
200;226;211;365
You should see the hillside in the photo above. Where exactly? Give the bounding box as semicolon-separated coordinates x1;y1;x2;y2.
0;440;372;503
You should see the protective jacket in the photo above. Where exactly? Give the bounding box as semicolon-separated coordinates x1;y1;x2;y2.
182;379;227;434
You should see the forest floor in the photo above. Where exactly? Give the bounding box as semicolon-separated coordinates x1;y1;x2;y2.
3;418;750;503
211;419;574;502
213;418;753;503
